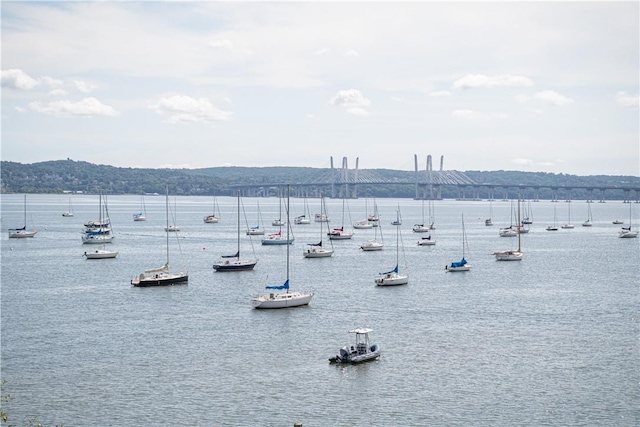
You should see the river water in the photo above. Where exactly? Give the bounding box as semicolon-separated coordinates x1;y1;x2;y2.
1;193;638;426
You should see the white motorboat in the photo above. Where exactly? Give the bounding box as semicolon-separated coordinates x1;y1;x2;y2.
329;328;381;364
253;185;314;309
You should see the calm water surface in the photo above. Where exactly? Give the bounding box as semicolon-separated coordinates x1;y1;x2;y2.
1;194;639;426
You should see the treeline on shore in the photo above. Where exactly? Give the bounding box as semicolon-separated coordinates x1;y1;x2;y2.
1;159;638;200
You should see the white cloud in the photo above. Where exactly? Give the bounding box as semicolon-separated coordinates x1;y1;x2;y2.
329;89;371;116
616;91;639;108
344;50;359;57
315;48;330;55
451;109;507;120
27;97;119;117
1;69;39;90
428;90;451;97
150;95;232;123
511;158;534;167
48;89;68;97
209;39;234;50
534;90;574;106
73;79;97;93
452;74;534;90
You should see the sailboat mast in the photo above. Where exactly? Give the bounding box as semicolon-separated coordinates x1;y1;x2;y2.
23;194;27;227
237;190;241;256
165;186;170;265
286;185;290;289
462;213;466;258
517;197;521;252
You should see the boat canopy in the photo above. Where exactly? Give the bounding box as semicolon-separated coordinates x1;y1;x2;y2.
266;279;289;290
379;264;398;275
450;258;467;268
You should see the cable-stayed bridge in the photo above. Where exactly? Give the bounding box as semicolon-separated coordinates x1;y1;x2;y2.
231;155;640;202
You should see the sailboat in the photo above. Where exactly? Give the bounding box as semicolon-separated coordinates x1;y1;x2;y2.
165;197;180;232
353;199;374;229
213;191;258;271
8;195;37;238
252;185;314;308
304;194;334;258
247;200;266;235
203;195;221;223
499;201;518;237
328;192;353;240
561;201;574;229
294;196;311;224
582;202;593;227
82;192;113;244
360;201;383;251
618;202;638;238
133;193;147;221
485;199;493;226
494;198;523;261
522;201;533;224
272;189;286;226
375;209;408;285
84;192;118;259
131;186;188;287
62;197;74;217
262;190;294;245
412;198;430;233
546;205;559;231
446;213;470;272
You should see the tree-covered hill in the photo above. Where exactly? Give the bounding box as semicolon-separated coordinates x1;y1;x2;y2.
1;159;638;200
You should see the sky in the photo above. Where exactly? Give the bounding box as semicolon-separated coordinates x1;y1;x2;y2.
1;1;639;176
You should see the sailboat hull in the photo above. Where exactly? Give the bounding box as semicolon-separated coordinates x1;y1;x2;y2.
213;259;257;271
375;273;408;286
131;273;188;287
84;249;118;259
8;229;37;238
252;291;314;309
303;248;334;258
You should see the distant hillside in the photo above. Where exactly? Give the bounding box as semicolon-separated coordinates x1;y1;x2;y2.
1;159;638;200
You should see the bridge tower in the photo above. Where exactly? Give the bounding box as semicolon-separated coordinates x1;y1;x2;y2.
330;156;359;198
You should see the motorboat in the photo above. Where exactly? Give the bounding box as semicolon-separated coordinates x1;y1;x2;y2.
329;328;381;364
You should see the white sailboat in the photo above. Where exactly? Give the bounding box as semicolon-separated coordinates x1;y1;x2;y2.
62;197;74;217
413;198;431;233
485;199;493;226
360;202;383;251
328;192;353;240
582;202;593;227
446;213;470;272
203;195;221;223
262;189;294;245
375;209;408;285
353;199;374;229
618;202;638;238
82;192;114;244
304;194;334;258
131;186;188;287
252;185;314;308
213;191;258;271
8;195;37;238
84;192;118;259
246;200;266;235
133;193;147;221
561;201;574;229
494;198;523;261
165;197;180;231
294;196;311;225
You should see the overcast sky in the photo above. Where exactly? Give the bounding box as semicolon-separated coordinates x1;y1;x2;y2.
2;1;639;176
